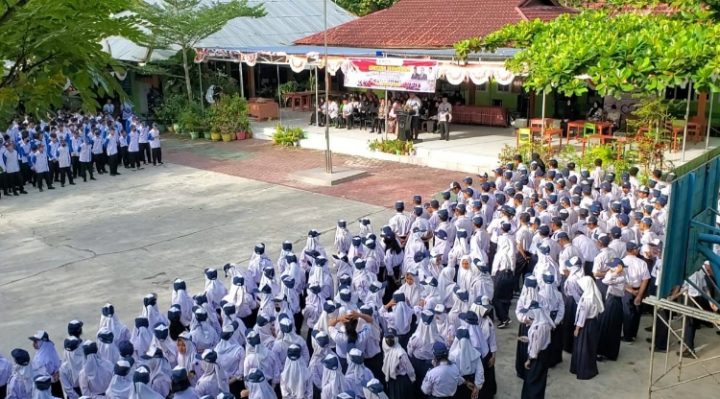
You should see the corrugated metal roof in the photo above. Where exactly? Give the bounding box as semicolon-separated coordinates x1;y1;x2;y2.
108;0;356;62
196;0;356;48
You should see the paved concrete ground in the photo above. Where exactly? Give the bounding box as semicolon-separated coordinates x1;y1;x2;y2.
1;162;718;399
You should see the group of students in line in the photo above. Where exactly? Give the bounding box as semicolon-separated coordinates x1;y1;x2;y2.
0;111;163;199
4;153;716;399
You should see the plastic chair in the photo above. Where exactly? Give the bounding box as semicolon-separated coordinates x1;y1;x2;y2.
516;128;532;149
583;122;597;137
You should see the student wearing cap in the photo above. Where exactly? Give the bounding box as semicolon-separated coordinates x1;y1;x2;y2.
7;348;32;399
128;365;163;399
320;354;348;399
195;350;229;397
79;341;114;397
97;329;121;366
344;348;373;399
214;324;245;398
243;331;281;388
538;271;564;368
493;222;517;329
515;213;534;293
448;327;483;399
170;367;198;399
130;318;152;360
621;242;650;342
406;309;440;394
32;375;61;399
520;301;554;399
592;235;616;299
389;201;412;248
420;341;465;398
280;344;312;399
242;368;275;399
106;360;132;399
570;277;604;380
598;258;626;361
28;331;63;397
381;328;415;399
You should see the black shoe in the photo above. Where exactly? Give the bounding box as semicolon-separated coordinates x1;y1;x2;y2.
69;182;76;185
13;191;19;196
48;186;55;190
646;338;652;343
20;190;27;194
54;178;59;182
90;177;96;180
83;179;87;182
61;184;65;187
39;187;43;192
159;162;163;165
622;337;635;343
644;326;653;332
596;355;606;362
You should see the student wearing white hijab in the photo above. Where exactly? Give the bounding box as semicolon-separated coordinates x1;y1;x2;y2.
171;280;195;327
194;350;228;397
98;304;131;346
130;318;152;359
280;344;312;399
58;337;84;399
456;255;476;293
78;342;113;397
175;333;202;386
570;276;604;380
352;258;377;304
140;349;171;398
29;331;62;397
243;332;281;387
170;367;198;399
379;292;414;348
447;289;471;330
203;268;227;311
273;316;310;370
8;349;33;399
448;229;471;271
140;294;168;329
225;276;254;323
381;329;415;399
363;378;390;399
449;327;483;399
520;302;554;399
188;308;219;352
320;354;348;399
515;277;539;379
193;294;222;336
308;332;331;397
214;325;245;398
470;261;494;304
245;243;270;293
302;229;327;271
406;310;441;390
335;220;351;254
128;366;163;399
96;329;121;366
0;350;11;399
105;360;132;399
149;324;178;367
243;368;275;399
537;271;565;368
308;255;334;301
344;349;373;399
32;375;61;399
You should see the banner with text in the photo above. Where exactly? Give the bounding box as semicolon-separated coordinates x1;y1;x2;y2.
343;58;438;93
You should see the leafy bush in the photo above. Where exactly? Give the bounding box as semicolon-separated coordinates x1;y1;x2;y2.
154;94;189;126
177;103;205;133
207;94;250;135
368;139;414;155
272;125;305;147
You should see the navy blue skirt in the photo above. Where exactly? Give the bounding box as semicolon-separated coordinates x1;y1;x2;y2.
386;373;414;399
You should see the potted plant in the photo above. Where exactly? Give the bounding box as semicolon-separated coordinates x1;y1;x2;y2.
207;94;251;142
154;94;188;134
178;105;203;140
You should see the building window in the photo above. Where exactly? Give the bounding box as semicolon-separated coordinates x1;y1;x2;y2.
665;85;696;101
497;83;511;92
476;82;488;91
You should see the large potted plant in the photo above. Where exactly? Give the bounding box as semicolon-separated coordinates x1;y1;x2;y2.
177;104;204;140
154;94;188;133
207;94;251;142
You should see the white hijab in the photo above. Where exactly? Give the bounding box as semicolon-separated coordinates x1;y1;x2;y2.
335;225;351;254
449;330;482;376
196;361;229;396
280;354;309;399
389;298;413;335
381;339;406;382
81;353;114;394
130;325;152;359
579;276;605;318
62;346;85;387
321;359;347;399
98;310;131;345
214;337;244;378
128;381;163;399
457;255;477;292
171;284;195;326
33;340;62;374
106;373;132;399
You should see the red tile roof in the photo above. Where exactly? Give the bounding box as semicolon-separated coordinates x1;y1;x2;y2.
295;0;575;49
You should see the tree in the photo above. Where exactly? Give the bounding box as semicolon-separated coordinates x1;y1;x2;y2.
335;0;398;16
0;0;144;122
138;0;264;103
455;1;720;97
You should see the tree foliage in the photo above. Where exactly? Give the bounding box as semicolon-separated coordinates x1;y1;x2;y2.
455;1;720;97
0;0;144;122
335;0;398;16
138;0;264;102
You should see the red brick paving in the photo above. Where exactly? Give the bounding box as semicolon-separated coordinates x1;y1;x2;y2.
165;137;472;208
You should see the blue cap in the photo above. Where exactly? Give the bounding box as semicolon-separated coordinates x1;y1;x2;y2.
322;354;340;370
435;229;448;240
246;368;265;383
432;341;449;357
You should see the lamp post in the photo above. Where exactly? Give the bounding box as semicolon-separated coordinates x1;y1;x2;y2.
323;0;333;174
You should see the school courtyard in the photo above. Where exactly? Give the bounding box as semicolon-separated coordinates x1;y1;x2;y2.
1;138;718;398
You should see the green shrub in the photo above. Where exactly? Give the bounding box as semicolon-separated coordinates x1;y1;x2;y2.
272;125;305;147
154;94;189;126
368;139;414;155
207;94;251;135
